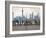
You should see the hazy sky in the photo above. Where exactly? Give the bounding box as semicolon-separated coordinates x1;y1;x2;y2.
12;7;40;18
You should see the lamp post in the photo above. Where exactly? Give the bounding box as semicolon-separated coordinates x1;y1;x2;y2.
22;8;23;25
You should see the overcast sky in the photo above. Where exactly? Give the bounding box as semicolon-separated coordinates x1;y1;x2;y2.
12;7;40;19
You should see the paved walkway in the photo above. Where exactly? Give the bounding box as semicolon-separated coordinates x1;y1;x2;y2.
12;25;40;31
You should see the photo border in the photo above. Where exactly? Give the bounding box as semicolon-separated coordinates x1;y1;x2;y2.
5;1;45;37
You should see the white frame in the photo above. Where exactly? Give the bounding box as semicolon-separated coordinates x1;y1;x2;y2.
10;4;43;34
